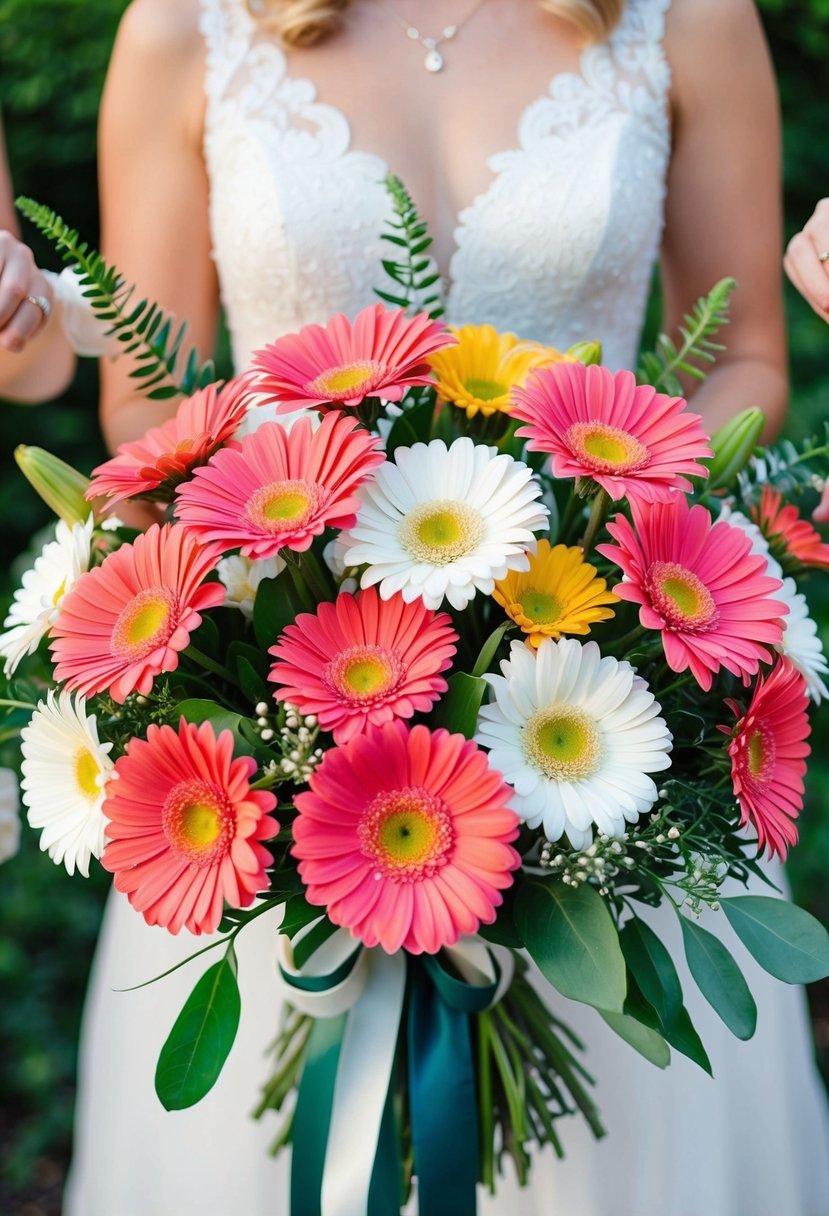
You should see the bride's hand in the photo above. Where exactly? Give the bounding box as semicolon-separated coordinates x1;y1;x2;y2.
0;228;54;353
784;198;829;323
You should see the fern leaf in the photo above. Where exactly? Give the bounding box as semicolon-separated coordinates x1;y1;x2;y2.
637;277;736;393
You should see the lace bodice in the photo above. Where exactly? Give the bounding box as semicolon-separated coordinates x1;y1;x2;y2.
200;0;672;372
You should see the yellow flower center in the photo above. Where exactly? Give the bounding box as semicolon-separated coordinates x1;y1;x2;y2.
646;561;718;632
519;588;564;625
162;778;235;865
75;749;102;800
400;500;485;566
358;786;454;883
744;723;775;785
245;478;326;535
308;359;386;401
324;644;405;706
523;705;604;781
111;586;177;660
566;421;649;475
463;377;508;402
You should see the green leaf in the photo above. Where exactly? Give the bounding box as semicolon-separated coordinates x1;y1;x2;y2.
679;916;757;1040
253;573;309;650
471;619;514;678
515;881;626;1012
720;896;829;984
478;882;524;949
280;893;324;939
662;1004;713;1075
599;1010;671;1068
385;415;420;457
428;671;487;739
620;917;683;1031
155;952;241;1110
176;699;247;747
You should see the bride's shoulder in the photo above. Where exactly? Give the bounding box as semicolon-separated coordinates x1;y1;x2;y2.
664;0;772;97
116;0;203;62
664;0;767;49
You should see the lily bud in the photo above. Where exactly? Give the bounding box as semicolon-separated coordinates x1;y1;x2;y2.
706;408;765;490
566;340;602;366
15;445;97;527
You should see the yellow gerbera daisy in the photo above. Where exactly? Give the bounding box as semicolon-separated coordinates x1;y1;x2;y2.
493;541;619;647
428;324;570;419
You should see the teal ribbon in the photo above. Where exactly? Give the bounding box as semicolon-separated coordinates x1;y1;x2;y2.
407;953;500;1216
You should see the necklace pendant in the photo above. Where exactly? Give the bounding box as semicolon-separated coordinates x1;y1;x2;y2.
424;47;444;71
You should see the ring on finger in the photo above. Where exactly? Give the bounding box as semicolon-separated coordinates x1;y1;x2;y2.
26;293;52;323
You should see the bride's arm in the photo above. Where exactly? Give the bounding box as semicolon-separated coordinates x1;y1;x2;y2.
98;0;219;452
661;0;787;439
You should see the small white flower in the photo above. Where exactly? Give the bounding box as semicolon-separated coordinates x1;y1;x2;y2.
0;516;94;675
0;767;21;863
20;689;115;876
234;395;319;439
720;505;828;700
217;553;285;618
341;437;548;611
475;637;673;848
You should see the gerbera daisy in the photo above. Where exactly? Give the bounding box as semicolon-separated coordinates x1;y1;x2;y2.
475;637;672;849
87;379;252;505
428;324;568;419
50;523;225;703
751;485;829;570
341;437;548;611
249;303;454;413
20;689;115;876
217;554;285;619
101;719;278;935
723;660;810;859
292;720;519;954
511;362;712;503
174;412;384;560
718;505;828;702
0;515;93;676
597;496;786;691
268;588;458;743
493;541;619;648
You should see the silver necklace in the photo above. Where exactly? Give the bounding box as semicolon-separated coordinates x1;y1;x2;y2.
385;0;490;73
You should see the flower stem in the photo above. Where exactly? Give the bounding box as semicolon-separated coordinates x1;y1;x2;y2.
184;645;235;684
0;697;37;711
579;489;611;554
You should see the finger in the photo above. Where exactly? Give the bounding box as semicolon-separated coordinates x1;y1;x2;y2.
813;484;829;525
784;232;829;319
0;297;46;353
0;249;38;330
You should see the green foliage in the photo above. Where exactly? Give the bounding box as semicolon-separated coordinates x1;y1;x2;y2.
637;278;735;395
721;896;829;985
376;174;444;318
678;917;757;1041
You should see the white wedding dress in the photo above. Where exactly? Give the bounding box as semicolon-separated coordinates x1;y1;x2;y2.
65;1;829;1212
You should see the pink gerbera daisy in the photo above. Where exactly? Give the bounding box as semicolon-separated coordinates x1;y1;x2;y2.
87;378;252;505
511;362;712;502
50;523;225;703
751;485;829;571
101;719;278;934
293;721;520;954
174;411;384;560
249;303;455;413
722;661;811;859
597;496;786;690
268;588;458;743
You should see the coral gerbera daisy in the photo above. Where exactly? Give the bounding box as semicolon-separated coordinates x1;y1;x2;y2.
87;379;252;505
249;303;454;413
428;324;568;419
0;515;93;676
511;362;712;503
292;720;519;954
20;689;115;876
174;412;384;560
493;540;619;648
751;485;829;570
50;523;225;703
475;637;672;849
101;718;278;935
341;437;548;611
723;660;811;860
268;587;458;743
598;496;786;691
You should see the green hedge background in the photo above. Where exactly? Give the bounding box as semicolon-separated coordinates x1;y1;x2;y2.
0;2;827;1212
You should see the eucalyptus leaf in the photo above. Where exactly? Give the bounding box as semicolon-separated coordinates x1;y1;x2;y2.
176;699;246;743
599;1010;671;1068
720;896;829;984
515;881;626;1012
155;951;241;1110
620;917;683;1032
680;916;757;1040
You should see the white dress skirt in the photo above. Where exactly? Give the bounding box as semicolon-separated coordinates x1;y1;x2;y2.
65;0;829;1210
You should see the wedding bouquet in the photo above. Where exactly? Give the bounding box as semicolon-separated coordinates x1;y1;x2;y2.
4;181;829;1216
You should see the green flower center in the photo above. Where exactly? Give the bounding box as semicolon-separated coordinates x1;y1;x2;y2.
647;561;718;632
400;500;485;566
308;359;386;401
463;377;508;402
519;588;564;625
523;704;604;781
111;586;177;660
245;478;326;534
162;778;235;865
324;644;404;706
358;786;454;883
566;421;649;474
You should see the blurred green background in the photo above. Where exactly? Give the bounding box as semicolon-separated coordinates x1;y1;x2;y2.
0;1;827;1212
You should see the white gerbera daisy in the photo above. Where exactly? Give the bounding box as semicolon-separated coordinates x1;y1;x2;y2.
217;554;285;619
0;516;94;676
475;637;672;848
0;767;21;864
20;689;115;876
719;505;828;701
341;437;548;611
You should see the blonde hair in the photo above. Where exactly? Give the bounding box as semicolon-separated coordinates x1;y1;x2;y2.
246;0;625;48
